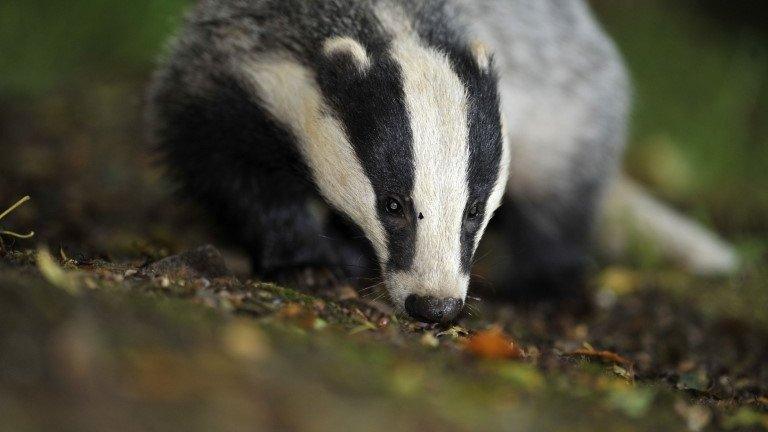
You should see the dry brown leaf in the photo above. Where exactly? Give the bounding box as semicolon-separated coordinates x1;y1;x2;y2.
279;302;303;318
464;327;524;360
278;302;319;329
565;346;633;367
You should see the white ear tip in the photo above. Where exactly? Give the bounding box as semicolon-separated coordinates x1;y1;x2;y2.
322;36;372;72
470;40;491;72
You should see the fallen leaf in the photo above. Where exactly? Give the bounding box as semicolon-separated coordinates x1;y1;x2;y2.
674;400;712;432
37;247;80;295
278;303;319;329
349;324;376;335
335;285;358;301
436;325;470;340
612;364;634;380
420;333;439;348
279;302;303;319
464;327;524;360
565;344;633;367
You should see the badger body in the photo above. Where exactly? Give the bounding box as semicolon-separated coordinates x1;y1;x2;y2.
148;0;629;322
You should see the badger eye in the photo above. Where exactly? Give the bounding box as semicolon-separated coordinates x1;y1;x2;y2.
467;202;480;220
385;198;404;216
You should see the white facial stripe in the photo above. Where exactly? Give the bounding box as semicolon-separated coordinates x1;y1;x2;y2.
390;35;471;299
322;36;372;72
240;56;388;262
475;115;511;254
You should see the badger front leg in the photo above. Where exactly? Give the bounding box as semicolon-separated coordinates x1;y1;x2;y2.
497;116;625;305
236;192;371;291
246;197;335;278
499;188;600;303
196;165;370;291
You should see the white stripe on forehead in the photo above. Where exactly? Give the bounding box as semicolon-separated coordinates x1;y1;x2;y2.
239;55;388;262
390;34;471;297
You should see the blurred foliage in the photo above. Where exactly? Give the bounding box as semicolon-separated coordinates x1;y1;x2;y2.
0;0;190;96
593;0;768;240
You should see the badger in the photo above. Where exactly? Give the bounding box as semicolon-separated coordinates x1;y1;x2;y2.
148;0;738;323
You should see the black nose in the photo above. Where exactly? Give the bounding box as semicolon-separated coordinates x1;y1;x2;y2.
404;295;463;324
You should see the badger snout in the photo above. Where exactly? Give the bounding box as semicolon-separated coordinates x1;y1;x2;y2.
404;294;463;324
387;270;468;324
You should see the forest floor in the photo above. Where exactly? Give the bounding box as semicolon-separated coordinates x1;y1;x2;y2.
1;230;767;431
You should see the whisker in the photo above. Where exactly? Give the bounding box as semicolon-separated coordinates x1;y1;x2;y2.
360;285;387;300
470;272;488;281
359;285;385;296
365;290;388;303
358;279;384;291
472;249;494;266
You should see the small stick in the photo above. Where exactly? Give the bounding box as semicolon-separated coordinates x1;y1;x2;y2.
0;230;35;239
0;196;35;240
0;196;31;221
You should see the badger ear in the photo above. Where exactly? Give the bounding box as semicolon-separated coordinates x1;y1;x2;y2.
469;40;492;72
322;36;372;73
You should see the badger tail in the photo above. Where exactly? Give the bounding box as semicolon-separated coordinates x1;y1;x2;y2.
598;175;739;276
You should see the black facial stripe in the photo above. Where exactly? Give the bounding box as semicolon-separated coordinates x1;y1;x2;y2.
315;40;417;272
458;55;503;273
410;2;504;273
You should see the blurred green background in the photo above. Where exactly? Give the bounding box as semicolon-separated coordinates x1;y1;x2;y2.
1;0;767;257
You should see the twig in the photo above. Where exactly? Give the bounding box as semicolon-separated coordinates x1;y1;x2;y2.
0;196;31;221
0;196;35;241
0;230;35;239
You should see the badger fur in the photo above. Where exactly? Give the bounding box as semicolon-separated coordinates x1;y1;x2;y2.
148;0;737;323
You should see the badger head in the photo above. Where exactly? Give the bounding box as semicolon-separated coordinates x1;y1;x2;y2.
243;35;508;323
